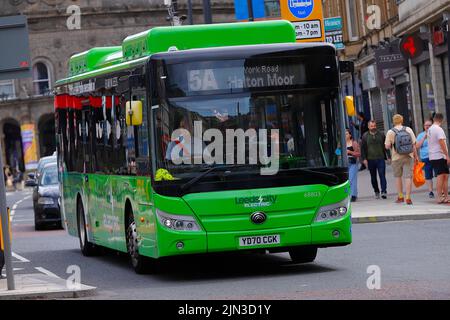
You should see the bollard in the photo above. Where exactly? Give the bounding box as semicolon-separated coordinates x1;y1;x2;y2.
0;208;11;279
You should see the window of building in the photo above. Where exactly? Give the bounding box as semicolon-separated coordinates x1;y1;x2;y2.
345;0;359;41
418;62;435;119
0;80;15;100
442;55;450;98
33;62;51;95
264;0;280;18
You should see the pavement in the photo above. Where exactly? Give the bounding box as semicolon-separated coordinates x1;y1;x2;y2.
0;190;96;300
0;273;96;300
351;164;450;223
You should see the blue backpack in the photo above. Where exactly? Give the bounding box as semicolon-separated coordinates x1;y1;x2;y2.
392;127;414;155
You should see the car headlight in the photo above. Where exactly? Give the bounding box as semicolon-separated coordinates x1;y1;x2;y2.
38;197;54;205
156;209;202;231
315;197;350;222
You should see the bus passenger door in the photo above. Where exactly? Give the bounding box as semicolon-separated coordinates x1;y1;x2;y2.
127;86;157;256
80;106;97;244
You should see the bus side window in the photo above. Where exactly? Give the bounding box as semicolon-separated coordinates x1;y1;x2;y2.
75;105;84;173
136;93;150;176
67;106;75;172
111;95;128;175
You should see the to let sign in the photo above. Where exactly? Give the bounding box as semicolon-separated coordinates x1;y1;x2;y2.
281;0;325;42
324;17;344;50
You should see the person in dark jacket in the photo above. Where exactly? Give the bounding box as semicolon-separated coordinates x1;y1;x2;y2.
361;120;391;199
353;112;369;170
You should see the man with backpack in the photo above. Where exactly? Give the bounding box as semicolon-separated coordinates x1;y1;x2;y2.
385;114;418;205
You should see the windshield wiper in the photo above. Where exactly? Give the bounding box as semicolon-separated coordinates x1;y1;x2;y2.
295;168;340;184
180;164;252;192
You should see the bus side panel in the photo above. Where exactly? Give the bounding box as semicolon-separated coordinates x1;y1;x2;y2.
63;171;83;238
134;177;158;258
113;176;140;253
88;173;117;250
112;175;129;253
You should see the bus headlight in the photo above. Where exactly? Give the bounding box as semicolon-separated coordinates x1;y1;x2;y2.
315;197;350;222
156;209;201;231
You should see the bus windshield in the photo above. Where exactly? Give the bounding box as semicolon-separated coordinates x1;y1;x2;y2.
153;90;344;179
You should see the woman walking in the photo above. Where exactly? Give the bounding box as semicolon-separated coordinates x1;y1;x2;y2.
346;129;361;202
416;120;435;198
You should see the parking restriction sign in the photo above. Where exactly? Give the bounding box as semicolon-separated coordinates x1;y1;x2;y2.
281;0;325;42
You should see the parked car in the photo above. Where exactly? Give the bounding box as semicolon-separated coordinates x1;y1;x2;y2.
29;162;61;230
25;153;57;186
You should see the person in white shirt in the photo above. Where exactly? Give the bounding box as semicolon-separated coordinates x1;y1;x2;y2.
427;113;450;204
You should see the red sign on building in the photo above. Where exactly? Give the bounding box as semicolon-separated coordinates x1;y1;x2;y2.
400;34;424;60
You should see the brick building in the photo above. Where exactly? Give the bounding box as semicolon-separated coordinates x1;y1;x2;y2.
323;0;450;140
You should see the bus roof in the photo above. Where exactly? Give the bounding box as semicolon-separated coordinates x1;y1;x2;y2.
57;20;296;86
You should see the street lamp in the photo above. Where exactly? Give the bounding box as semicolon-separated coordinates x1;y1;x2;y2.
247;0;254;22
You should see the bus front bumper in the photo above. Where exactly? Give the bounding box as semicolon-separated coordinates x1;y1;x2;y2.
154;215;352;258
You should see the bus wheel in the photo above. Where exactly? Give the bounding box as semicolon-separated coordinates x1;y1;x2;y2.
126;213;153;274
77;202;98;256
289;246;318;264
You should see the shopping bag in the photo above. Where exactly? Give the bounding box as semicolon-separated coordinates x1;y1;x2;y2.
413;161;426;188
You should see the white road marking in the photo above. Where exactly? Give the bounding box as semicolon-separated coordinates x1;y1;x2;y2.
35;267;61;279
7;193;32;223
12;252;30;263
12;219;34;222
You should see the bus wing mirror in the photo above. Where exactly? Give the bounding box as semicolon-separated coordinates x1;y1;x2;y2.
345;96;356;116
126;101;143;126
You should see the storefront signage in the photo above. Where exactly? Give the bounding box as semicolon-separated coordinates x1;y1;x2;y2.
433;26;445;46
361;65;377;91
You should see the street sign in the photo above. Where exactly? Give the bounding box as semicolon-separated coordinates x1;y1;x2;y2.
0;15;31;81
400;34;424;60
281;0;325;42
324;17;344;50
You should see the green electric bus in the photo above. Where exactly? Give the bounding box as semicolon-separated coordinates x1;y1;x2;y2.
55;20;352;273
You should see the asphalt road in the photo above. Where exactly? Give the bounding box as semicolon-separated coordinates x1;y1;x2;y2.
4;189;450;299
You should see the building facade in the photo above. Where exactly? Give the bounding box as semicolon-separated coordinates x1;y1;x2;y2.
394;0;450;140
0;0;235;172
324;0;450;141
323;0;401;136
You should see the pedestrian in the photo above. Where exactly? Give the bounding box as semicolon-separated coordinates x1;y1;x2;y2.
3;166;13;191
346;129;360;202
385;114;418;205
353;112;369;171
0;247;4;279
361;120;390;199
0;218;4;279
416;120;435;198
427;113;450;204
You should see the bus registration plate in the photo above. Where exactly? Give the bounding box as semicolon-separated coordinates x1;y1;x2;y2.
239;235;280;247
